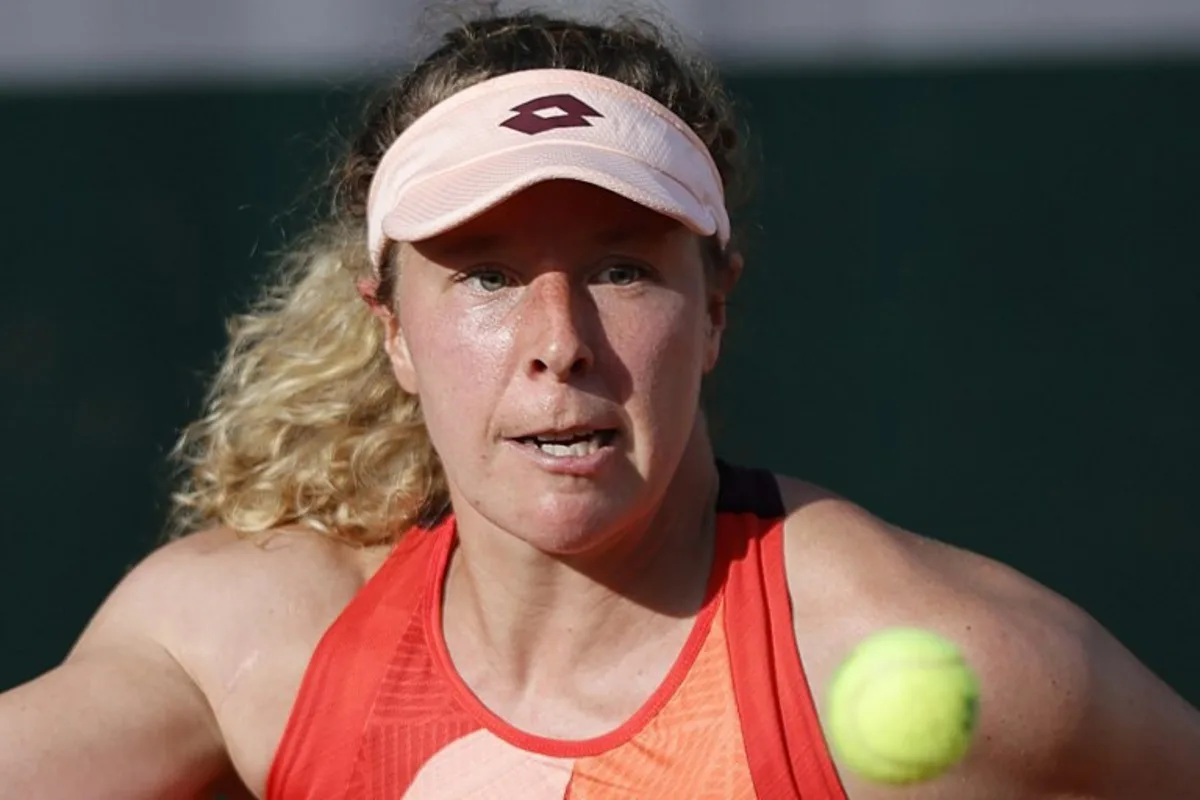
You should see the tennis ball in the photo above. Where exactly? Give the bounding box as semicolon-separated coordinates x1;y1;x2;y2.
826;628;980;785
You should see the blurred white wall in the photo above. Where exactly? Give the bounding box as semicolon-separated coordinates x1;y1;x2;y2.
2;0;1200;86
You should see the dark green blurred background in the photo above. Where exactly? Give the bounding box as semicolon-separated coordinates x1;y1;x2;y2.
2;60;1197;704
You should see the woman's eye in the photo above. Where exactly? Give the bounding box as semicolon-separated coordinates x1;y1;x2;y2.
597;263;649;286
464;269;511;292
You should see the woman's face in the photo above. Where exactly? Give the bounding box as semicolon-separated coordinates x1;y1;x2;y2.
386;180;734;554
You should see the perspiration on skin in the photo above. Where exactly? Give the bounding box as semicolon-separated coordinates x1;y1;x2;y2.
0;9;1197;800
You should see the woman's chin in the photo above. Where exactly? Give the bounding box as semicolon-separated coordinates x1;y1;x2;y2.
502;491;644;557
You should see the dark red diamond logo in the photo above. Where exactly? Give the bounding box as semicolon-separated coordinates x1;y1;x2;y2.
500;94;603;135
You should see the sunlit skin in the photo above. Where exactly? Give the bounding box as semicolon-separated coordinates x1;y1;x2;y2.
379;180;743;728
1;183;1197;800
384;180;737;559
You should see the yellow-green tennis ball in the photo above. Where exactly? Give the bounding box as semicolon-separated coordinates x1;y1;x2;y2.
826;628;980;785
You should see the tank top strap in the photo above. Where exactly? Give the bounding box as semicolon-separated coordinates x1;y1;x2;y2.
266;518;453;800
715;461;847;799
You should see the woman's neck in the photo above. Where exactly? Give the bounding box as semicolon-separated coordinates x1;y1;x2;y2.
441;428;720;704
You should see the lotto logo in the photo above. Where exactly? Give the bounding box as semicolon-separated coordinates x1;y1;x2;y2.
500;94;604;135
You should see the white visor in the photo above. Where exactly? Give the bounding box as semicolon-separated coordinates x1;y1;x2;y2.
365;69;730;266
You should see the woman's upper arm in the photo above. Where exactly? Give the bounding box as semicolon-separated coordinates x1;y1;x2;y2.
1040;611;1200;799
0;649;227;799
0;546;232;800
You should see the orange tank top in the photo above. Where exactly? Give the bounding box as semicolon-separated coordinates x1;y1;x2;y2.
267;462;847;799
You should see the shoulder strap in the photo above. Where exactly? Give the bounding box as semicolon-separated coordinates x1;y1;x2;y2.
717;464;847;799
266;519;451;800
716;459;785;517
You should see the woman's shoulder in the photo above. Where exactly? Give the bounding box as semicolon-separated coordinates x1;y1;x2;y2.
87;525;390;705
772;473;1131;797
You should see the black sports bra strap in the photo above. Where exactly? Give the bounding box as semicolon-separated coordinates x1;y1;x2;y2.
715;459;786;519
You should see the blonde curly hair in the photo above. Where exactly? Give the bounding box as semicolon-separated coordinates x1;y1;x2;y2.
168;7;747;545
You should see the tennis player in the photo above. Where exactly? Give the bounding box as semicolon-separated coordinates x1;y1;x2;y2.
2;9;1197;799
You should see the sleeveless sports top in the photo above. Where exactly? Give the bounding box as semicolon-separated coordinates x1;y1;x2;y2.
267;462;847;799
